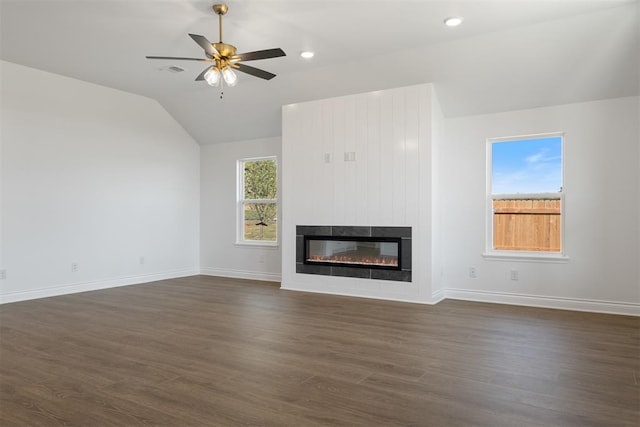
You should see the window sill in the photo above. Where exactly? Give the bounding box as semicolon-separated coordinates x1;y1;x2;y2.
234;241;279;249
482;251;569;263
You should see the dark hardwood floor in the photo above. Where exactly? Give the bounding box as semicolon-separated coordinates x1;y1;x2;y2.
1;275;638;426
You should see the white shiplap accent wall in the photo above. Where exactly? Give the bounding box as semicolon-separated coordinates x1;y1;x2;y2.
281;83;442;303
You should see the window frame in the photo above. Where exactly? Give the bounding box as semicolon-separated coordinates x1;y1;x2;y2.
236;156;279;247
483;132;569;263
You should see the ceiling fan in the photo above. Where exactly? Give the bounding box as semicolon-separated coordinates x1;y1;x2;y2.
146;3;286;89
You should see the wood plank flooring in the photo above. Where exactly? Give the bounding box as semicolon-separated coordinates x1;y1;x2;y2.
1;275;638;426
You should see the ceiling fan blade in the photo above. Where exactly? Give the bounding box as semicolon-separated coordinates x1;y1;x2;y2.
234;63;276;80
233;48;286;62
188;33;219;58
195;66;215;81
146;56;211;62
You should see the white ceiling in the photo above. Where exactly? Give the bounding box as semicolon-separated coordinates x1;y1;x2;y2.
1;0;638;145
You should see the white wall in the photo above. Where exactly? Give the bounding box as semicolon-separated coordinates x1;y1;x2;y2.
281;84;442;303
0;61;200;303
200;137;282;281
2;59;637;316
441;96;639;315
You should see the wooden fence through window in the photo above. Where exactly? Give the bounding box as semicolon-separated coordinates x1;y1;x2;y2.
493;199;561;252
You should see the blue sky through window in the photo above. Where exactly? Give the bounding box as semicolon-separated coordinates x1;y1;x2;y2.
492;136;562;194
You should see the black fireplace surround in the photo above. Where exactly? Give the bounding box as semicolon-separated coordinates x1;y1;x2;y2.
296;226;412;282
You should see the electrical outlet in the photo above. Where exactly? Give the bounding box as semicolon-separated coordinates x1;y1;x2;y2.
0;269;6;280
469;267;476;278
71;262;79;273
510;269;519;281
324;153;332;163
140;256;145;265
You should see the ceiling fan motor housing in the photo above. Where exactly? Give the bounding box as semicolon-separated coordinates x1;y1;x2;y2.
213;42;236;58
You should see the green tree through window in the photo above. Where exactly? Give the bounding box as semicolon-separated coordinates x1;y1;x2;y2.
239;158;277;242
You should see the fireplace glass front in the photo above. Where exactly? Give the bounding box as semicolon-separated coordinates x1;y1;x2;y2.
304;236;401;270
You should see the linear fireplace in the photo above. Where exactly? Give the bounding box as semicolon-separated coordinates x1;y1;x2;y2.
304;236;401;270
296;226;412;282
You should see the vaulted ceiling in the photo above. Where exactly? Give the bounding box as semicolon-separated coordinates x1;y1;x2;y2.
1;0;638;145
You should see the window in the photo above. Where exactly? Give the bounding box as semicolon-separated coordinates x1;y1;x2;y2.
238;157;278;245
486;134;565;258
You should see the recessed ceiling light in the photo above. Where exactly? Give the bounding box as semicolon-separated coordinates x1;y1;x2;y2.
300;51;315;59
444;17;463;27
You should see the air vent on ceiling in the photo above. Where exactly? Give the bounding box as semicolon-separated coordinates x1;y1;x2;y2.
166;65;185;73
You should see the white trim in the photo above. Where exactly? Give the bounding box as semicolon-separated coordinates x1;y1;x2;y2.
486;132;566;255
431;289;446;304
237;156;279;245
4;271;637;317
234;241;279;248
488;131;566;143
280;282;435;305
200;267;281;282
0;268;199;304
445;288;640;316
482;252;570;263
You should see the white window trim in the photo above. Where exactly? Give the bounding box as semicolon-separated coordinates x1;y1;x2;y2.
236;156;279;247
484;132;569;263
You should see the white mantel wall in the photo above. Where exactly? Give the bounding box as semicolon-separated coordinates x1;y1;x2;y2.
281;84;443;303
1;61;200;303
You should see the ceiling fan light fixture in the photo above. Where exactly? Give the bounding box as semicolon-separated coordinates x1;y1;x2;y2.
146;3;286;89
300;51;315;59
444;16;463;27
204;67;221;87
221;66;238;87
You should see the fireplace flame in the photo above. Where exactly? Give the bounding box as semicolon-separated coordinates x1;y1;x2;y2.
307;255;398;267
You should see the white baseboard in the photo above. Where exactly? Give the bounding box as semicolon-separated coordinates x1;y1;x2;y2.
445;288;640;316
5;268;636;316
431;289;446;304
0;268;199;304
280;282;434;305
200;267;281;283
